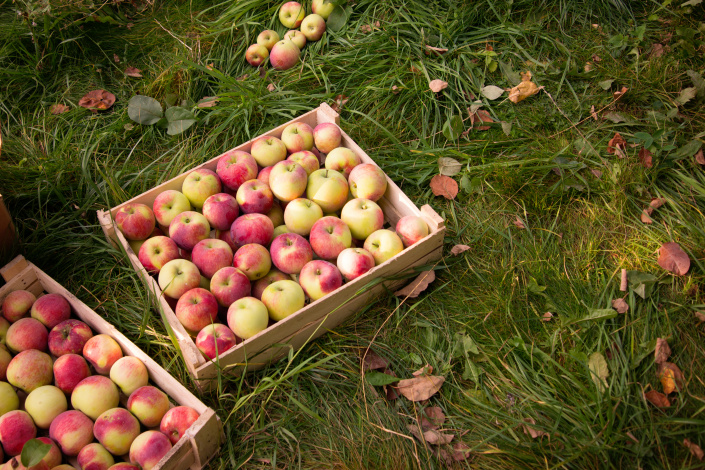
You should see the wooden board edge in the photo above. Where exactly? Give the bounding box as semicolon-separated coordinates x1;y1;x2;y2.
0;255;28;282
188;408;224;468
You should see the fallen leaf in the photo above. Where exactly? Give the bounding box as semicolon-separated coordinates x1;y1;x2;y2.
641;207;654;224
655;338;671;364
430;175;458;199
78;90;116;111
584;62;594;72
592;54;602;62
542;312;554;322
604;111;626;123
394;270;435;298
421;406;445;430
391;85;399;94
125;67;142;78
412;365;433;377
423;429;454;445
126;22;134;29
684;439;705;461
588;352;609;391
113;53;120;63
650;198;666;209
657;242;690;276
607;133;627;156
513;216;525;229
197;96;219;108
237;74;249;81
450;244;470;256
650;43;665;58
426;45;448;54
695;150;705;165
331;94;349;112
501;121;512;135
362;349;388;371
522;417;548;439
360;24;372;33
452;442;472;461
267;83;276;92
481;85;505;100
591;169;603;179
676;87;697;106
639;148;653;168
49;104;69;115
695;311;705;322
469;109;493;130
645;390;670;408
590;105;598;120
429;79;448;93
658;362;684;394
508;71;540;103
438;157;462;176
396;375;445;401
612;298;629;313
614;87;629;99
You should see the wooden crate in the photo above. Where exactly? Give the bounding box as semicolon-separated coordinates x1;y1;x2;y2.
0;256;224;470
97;103;445;390
0;194;15;254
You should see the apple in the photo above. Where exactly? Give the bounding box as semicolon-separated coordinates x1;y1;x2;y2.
216;150;259;191
48;319;93;357
35;437;62;469
110;356;149;396
265;202;284;227
396;215;429;247
174;287;219;335
363;229;404;265
127;385;170;428
215;229;238;252
0;381;19;416
5;317;47;353
6;349;52;393
299;260;343;300
169;210;211;251
152;190;192;228
191;239;233;279
261;280;305;321
180;248;192;262
49;410;94;456
250;136;287;167
309;216;352;260
270;233;313;274
234;244;272;281
306;169;348;213
24;385;67;428
0;347;9;381
324;147;361;178
281;122;314;153
210;267;252;307
130;431;172;470
284;198;323;236
245;43;269;67
252;269;291;300
336;248;375;281
0;410;36;456
181;169;221;209
236;180;274;214
138;236;180;274
83;333;123;375
109;464;141;470
348;163;388;202
71;375;120;420
2;289;36;323
195;323;237;359
340;198;385;240
270;39;300;70
94;407;141;456
269;161;308;202
227;297;269;339
158;259;202;299
230;213;274;247
53;353;91;394
0;317;9;346
273;225;290;238
78;443;115;470
202;193;239;231
115;203;156;241
311;0;335;19
53;466;78;470
313;122;342;153
279;1;305;28
29;294;69;330
160;406;200;445
284;30;306;49
257;29;280;51
288;150;319;175
257;165;274;185
301;14;326;41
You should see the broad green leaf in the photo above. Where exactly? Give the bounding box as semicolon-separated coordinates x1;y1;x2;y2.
462;359;481;382
633;132;654;148
498;61;521;85
127;95;163;125
527;277;546;294
574;308;618;323
165;106;197;136
21;439;52;468
627;271;658;299
442;115;464;140
598;79;615;90
365;371;399;386
670;140;702;160
327;5;348;32
453;332;479;357
481;85;505;100
438;157;462;176
681;0;702;6
165;93;178;107
588;352;609;391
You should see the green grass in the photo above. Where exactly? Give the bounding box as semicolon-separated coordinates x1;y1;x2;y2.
1;0;705;468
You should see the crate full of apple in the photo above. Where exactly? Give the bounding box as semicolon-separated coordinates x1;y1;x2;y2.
98;103;445;389
0;256;222;470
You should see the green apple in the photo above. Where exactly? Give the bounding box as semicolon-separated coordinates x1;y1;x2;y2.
340;198;385;240
0;381;19;416
284;198;323;236
261;280;305;321
24;385;68;428
306;169;349;213
363;229;404;265
227;297;270;339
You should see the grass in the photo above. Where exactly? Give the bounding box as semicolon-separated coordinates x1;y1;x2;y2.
1;0;705;468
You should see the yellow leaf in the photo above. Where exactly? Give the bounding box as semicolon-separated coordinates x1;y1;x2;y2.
508;71;540;103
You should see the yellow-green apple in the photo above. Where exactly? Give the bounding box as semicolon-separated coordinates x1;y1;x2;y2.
281;122;314;153
108;464;140;470
396;215;429;247
266;202;284;227
324;147;361;179
195;323;237;359
53;466;77;470
215;229;238;252
234;244;272;281
312;0;335;19
209;267;252;307
257;30;280;50
200;275;211;289
182;169;222;210
138;236;180;274
158;259;202;300
35;437;62;468
284;198;323;236
94;407;141;456
348;163;388;202
306;169;349;213
245;44;269;67
236;180;274;214
284;30;306;49
301;14;326;41
78;443;115;470
336;247;375;281
363;229;404;265
230;213;274;247
202;193;239;231
270;233;313;274
288;150;319;175
309;216;352;260
127;386;170;428
250;136;287;167
252;268;290;300
24;385;67;428
0;317;8;346
298;260;343;301
49;319;93;357
0;381;19;416
53;354;91;394
269;39;300;70
191;239;233;279
257;166;274;185
0;410;36;456
227;297;269;339
115;203;156;241
261;280;305;321
71;375;119;420
109;356;149;396
49;410;94;456
83;334;123;375
340;198;384;241
152;190;191;228
6;317;48;353
313;122;342;153
6;349;53;393
269;161;308;202
174;287;219;335
2;289;36;322
169;210;211;251
130;431;172;470
278;1;305;28
273;225;290;238
160;406;200;445
217;150;259;191
0;347;9;381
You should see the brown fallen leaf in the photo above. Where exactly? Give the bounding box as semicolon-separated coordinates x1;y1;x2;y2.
513;216;525;229
452;442;472;461
450;244;470;256
639;148;653;169
650;198;666;209
429;79;448;93
197;96;219;108
612;298;629;313
644;390;670;408
607;132;627;157
267;83;276;92
412;364;433;377
396;375;445;401
382;368;399;400
426;45;448;55
424;429;454;445
684;439;705;461
542;312;554;322
508;71;540;103
331;94;349;112
522;417;548;439
430;175;458;200
584;62;594;73
50;103;69;115
394;270;435;298
470;109;493;131
695;150;705;166
654;338;671;364
592;54;602;62
78;89;116;111
125;66;143;78
658;362;684;394
695;311;705;323
591;169;603;179
421;406;445;431
614;87;629;99
657;242;690;276
362;349;388;371
391;85;399;94
113;53;120;63
641;207;654;224
650;43;665;58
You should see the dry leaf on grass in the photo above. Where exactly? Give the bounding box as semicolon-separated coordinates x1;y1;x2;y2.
125;67;143;78
650;198;666;209
659;362;684;394
522;417;548;439
362;349;389;371
49;104;69;115
513;216;525;229
589;352;609;391
267;83;276;92
639;148;653;168
407;425;454;445
412;364;433;377
695;150;705;166
429;79;448;93
542;312;554;322
430;175;458;199
394;270;435;298
655;338;671;364
650;43;666;58
614;87;629;99
197;96;219;108
645;390;670;408
421;407;445;430
113;53;120;63
658;242;690;276
452;442;472;461
695;311;705;323
684;439;705;461
78;90;116;111
450;244;471;256
396;375;445;401
641;208;654;224
607;132;627;157
612;298;629;313
591;169;603;179
508;71;540;103
331;94;349;112
391;85;399;94
470;109;493;130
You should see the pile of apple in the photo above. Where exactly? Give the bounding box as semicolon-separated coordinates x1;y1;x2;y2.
245;0;333;71
0;290;201;470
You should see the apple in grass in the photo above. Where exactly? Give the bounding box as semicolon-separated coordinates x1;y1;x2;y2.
261;280;305;321
306;169;348;213
202;193;239;231
284;30;306;49
284;198;323;236
83;333;123;375
270;233;313;274
2;289;36;323
210;267;251;308
110;356;149;396
270;39;301;71
230;213;274;247
169;210;211;251
227;297;269;339
299;260;343;301
152;190;192;228
281;122;314;153
24;385;67;429
5;318;47;353
236;180;274;214
49;319;92;356
310;216;352;260
252;269;290;300
191;239;233;279
127;386;170;428
396;215;429;247
78;443;115;470
94;408;141;456
312;0;334;19
336;248;375;281
301;14;326;41
175;288;219;335
158;259;202;300
348;163;388;202
217;150;259;192
160;406;200;445
234;244;272;281
130;431;172;470
0;381;19;416
245;43;269;67
363;229;404;265
250;136;287;167
257;29;280;50
195;323;237;359
269;161;308;202
138;236;180;274
257;165;274;185
288;150;319;175
279;1;305;28
115;203;156;241
53;354;91;394
340;198;385;241
266;202;284;227
0;410;36;456
49;410;94;456
325;147;361;179
313;122;342;154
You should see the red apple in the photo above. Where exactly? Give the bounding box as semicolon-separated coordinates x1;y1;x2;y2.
257;30;280;50
152;190;191;228
115;203;156;241
217;150;259;191
36;437;62;469
202;193;239;231
234;244;272;281
245;44;269;67
309;216;352;260
210;267;251;307
270;233;313;274
250;136;287;168
301;14;326;41
396;215;429;247
269;160;308;202
138;236;180;274
313;122;342;153
53;353;91;394
175;287;219;335
94;407;141;456
71;375;120;420
252;268;291;300
6;349;53;393
160;406;200;445
348;163;388;202
168;210;211;251
0;410;36;456
83;333;123;375
129;431;172;470
191;239;234;279
48;319;93;357
324;147;361;178
2;290;36;323
108;464;140;470
181;169;222;210
5;317;48;353
299;260;343;300
127;386;170;428
236;180;274;214
257;166;274;185
270;39;301;70
336;247;375;281
215;229;238;252
281;122;314;154
78;443;115;470
279;1;305;28
49;410;94;456
230;213;274;247
284;30;307;49
109;356;149;396
312;0;335;19
287;150;319;175
195;324;237;359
